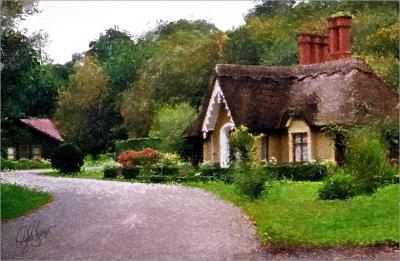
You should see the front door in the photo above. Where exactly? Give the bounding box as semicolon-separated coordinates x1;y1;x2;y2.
219;123;234;167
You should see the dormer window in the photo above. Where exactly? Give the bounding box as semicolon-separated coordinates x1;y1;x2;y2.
293;133;308;162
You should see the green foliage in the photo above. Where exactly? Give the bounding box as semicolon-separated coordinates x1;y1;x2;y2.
1;29;56;120
54;55;115;155
103;166;120;178
1;158;51;171
82;154;119;171
229;125;257;166
115;138;161;156
1;0;38;29
319;125;398;200
51;143;84;174
149;103;197;158
264;162;328;181
121;166;142;179
318;169;356;200
88;28;150;95
1;183;51;221
193;181;399;245
233;166;268;200
345;127;391;192
121;19;225;137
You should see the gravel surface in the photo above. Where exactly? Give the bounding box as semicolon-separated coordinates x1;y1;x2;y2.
1;171;264;260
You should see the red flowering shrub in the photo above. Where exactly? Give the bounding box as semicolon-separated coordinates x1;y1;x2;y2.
117;148;160;167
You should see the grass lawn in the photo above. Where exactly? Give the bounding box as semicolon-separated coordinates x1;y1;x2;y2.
189;180;399;246
1;183;52;221
43;170;105;179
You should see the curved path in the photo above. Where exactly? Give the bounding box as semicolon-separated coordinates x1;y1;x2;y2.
1;171;264;260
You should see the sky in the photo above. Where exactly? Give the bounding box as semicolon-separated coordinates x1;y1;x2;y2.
18;1;256;64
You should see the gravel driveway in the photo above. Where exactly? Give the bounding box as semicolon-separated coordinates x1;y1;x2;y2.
1;171;264;260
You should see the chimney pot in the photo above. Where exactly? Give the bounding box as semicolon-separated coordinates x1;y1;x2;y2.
298;33;313;65
328;15;352;60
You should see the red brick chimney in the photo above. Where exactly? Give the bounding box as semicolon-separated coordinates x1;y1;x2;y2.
298;34;330;65
298;33;312;65
298;15;352;65
328;15;352;60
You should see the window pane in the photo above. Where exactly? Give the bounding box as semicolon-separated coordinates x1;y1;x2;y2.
20;145;29;159
32;146;41;159
260;136;267;160
302;146;308;161
295;144;302;162
294;134;302;143
302;134;308;144
7;147;15;160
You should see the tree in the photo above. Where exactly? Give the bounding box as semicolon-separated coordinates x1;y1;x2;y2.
120;19;226;137
54;56;115;155
1;0;39;29
87;28;151;95
149;103;197;157
245;0;296;20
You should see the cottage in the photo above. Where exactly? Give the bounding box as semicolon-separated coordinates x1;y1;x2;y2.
4;118;63;160
184;15;398;167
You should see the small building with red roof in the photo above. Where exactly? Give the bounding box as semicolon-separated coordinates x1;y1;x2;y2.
3;118;63;160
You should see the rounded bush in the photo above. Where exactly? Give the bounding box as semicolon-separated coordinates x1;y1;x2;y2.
51;143;84;174
104;166;120;178
233;166;267;200
318;169;356;200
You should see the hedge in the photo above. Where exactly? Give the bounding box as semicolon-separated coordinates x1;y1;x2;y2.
264;162;327;181
115;138;162;156
1;158;51;170
135;175;214;183
104;166;120;178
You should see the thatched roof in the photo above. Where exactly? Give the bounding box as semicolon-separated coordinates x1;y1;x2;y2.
184;58;398;138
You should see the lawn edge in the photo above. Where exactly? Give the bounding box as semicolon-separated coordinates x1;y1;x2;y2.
1;186;54;222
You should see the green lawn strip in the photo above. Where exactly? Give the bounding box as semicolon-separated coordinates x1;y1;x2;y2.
42;170;104;179
1;183;52;221
188;181;399;246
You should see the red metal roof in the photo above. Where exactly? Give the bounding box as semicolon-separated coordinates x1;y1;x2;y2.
20;118;64;142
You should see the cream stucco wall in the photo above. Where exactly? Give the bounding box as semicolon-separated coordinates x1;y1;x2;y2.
203;138;212;163
280;134;289;163
203;114;336;165
202;103;230;166
312;129;335;162
268;134;281;163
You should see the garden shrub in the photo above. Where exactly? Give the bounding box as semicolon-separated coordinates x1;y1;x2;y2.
1;158;51;170
319;126;399;200
148;103;197;160
115;138;161;156
199;162;217;176
318;169;356;200
103;166;120;178
264;162;328;181
117;148;160;168
121;166;141;179
198;163;233;183
158;166;179;176
51;143;84;174
177;162;196;176
233;166;268;200
229;125;257;166
345;127;395;193
157;153;181;175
